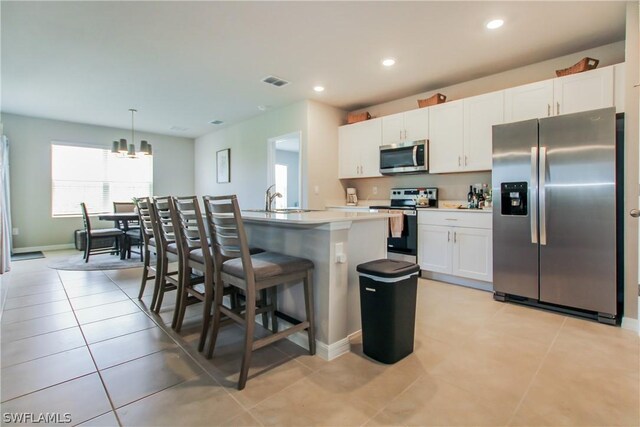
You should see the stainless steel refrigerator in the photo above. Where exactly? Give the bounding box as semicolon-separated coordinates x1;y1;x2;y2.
492;107;622;324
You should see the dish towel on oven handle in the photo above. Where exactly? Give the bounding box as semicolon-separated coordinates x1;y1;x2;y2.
388;210;404;238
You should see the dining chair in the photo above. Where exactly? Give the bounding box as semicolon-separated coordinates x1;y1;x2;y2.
135;197;157;301
203;194;315;390
113;201;142;260
80;202;125;263
150;196;180;315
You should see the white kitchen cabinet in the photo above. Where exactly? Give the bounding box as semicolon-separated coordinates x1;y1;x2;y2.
553;66;614;116
504;79;554;122
504;65;616;122
418;210;492;283
381;108;429;145
429;92;502;174
451;227;492;282
428;100;464;173
338;118;382;179
463;91;504;171
417;225;452;274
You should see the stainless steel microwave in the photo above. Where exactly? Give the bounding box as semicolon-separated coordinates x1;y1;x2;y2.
379;140;428;175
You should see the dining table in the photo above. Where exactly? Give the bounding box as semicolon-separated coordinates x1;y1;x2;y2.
97;212;141;259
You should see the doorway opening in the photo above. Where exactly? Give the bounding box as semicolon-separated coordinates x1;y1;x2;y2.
267;132;302;209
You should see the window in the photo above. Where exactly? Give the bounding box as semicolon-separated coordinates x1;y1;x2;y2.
274;164;288;209
51;143;153;217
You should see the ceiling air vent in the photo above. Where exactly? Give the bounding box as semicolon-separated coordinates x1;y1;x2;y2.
262;75;290;87
209;120;224;125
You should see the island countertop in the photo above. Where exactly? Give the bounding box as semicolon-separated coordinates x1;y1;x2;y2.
240;210;397;225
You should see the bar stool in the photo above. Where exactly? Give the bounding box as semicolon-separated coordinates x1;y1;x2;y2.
169;196;215;351
203;194;315;390
135;197;157;300
150;196;180;316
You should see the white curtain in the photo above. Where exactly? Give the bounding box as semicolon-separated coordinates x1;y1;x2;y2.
0;135;12;273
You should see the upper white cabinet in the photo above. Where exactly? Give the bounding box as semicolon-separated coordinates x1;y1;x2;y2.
504;80;554;122
428;100;464;173
382;108;429;145
554;66;614;116
338;118;382;179
429;91;503;174
505;65;616;122
463;91;504;171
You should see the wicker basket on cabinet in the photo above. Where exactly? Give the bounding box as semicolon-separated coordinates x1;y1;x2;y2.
417;93;447;108
555;57;599;77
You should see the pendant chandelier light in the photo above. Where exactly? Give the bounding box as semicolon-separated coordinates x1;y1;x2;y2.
111;108;152;158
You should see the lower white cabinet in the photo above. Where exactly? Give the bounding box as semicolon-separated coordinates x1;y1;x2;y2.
418;211;492;282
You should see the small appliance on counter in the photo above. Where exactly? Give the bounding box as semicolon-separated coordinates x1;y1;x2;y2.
346;188;358;206
370;187;438;263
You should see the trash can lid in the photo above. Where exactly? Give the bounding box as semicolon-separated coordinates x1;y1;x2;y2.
356;259;420;278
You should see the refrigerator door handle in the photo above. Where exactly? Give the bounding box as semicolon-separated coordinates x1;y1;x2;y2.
530;147;538;244
539;146;547;245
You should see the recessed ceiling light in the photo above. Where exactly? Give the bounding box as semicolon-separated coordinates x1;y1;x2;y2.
486;19;504;30
382;58;396;67
258;105;272;111
313;86;325;93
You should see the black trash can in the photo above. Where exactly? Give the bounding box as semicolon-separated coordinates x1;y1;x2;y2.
357;259;420;364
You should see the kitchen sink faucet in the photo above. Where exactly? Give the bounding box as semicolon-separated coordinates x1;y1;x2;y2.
265;184;282;212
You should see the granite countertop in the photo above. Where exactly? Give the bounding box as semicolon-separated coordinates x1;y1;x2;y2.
241;210;397;225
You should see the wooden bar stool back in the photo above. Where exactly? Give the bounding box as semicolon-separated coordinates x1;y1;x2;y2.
135;198;157;300
169;196;213;351
150;196;180;317
203;194;316;390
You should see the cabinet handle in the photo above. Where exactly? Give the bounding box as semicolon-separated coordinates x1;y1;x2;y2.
547;104;551;117
458;156;461;166
464;155;468;166
447;231;450;242
556;102;560;115
454;231;457;243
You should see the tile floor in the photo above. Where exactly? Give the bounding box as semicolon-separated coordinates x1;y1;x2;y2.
0;250;638;426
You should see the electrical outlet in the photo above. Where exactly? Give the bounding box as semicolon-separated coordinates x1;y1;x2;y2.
314;185;320;195
372;186;378;195
12;227;19;236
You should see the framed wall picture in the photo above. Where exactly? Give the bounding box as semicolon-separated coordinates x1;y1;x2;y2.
216;149;230;183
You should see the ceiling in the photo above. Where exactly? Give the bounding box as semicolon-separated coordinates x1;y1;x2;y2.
1;1;627;139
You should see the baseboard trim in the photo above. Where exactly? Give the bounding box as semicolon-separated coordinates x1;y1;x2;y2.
257;315;352;361
621;316;639;334
421;271;493;292
13;244;75;254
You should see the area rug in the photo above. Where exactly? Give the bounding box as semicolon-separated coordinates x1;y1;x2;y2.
48;253;146;271
11;251;45;261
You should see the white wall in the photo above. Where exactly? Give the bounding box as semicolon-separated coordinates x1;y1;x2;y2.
195;101;307;209
306;100;347;209
351;41;625;119
2;113;194;250
195;100;346;210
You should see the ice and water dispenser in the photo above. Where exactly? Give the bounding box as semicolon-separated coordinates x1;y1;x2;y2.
500;182;528;216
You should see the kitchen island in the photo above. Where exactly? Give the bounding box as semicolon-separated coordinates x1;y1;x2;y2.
241;210;395;360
